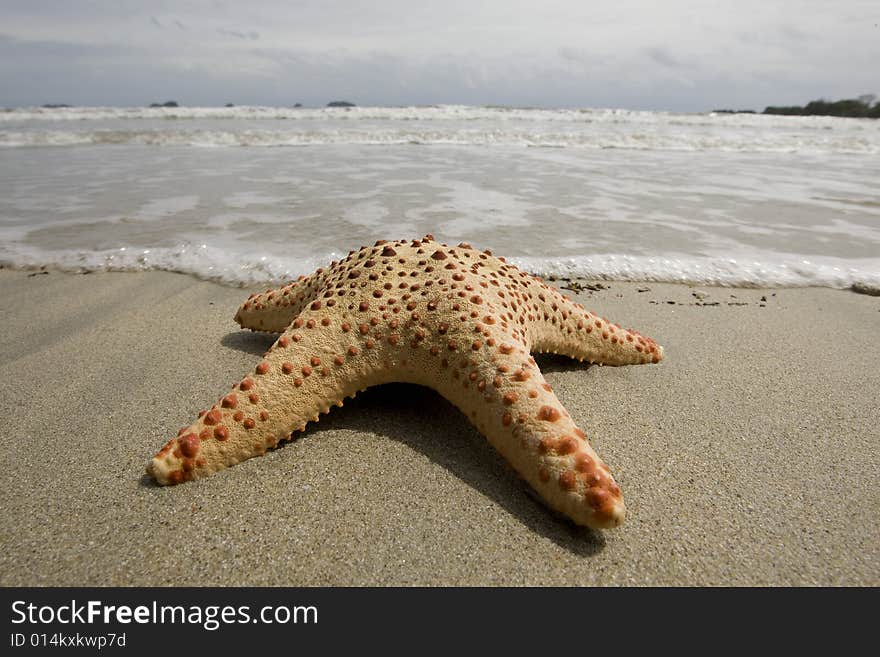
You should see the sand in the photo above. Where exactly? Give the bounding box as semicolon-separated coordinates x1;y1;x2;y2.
0;268;877;586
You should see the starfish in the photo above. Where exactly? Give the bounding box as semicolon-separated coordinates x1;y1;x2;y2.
147;236;663;529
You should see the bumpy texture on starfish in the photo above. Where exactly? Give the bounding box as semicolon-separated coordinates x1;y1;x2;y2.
147;236;663;529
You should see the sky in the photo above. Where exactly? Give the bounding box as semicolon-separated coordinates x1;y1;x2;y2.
1;0;878;111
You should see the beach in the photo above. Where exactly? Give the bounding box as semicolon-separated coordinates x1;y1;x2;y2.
1;267;876;586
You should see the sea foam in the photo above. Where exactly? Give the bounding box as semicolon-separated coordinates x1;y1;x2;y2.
2;104;878;153
3;240;878;290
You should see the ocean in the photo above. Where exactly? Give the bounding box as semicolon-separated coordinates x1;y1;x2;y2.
1;104;878;288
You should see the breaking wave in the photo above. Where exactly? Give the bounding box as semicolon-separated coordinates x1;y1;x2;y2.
2;104;878;153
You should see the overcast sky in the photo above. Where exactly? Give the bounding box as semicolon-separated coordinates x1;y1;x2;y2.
1;0;878;110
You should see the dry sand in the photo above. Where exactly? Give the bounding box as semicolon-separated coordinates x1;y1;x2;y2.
0;268;877;586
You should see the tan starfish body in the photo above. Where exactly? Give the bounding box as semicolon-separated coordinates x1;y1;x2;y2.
147;236;663;529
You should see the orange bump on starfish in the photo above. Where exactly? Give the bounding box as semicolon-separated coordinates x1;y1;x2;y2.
147;236;663;529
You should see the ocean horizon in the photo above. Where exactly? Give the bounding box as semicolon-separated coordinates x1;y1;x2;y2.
2;104;878;288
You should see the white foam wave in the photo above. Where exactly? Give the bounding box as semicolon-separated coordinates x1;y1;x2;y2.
2;104;878;153
1;126;876;153
3;241;878;290
0;104;873;128
511;254;880;289
0;242;327;287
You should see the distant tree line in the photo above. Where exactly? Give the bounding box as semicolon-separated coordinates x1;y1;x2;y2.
763;95;880;118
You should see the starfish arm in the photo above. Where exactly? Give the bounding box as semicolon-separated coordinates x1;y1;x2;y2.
419;335;626;528
147;316;393;485
525;283;663;366
233;268;329;333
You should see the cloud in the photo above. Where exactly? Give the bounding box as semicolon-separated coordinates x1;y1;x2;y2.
644;47;681;69
217;28;259;40
0;1;878;109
